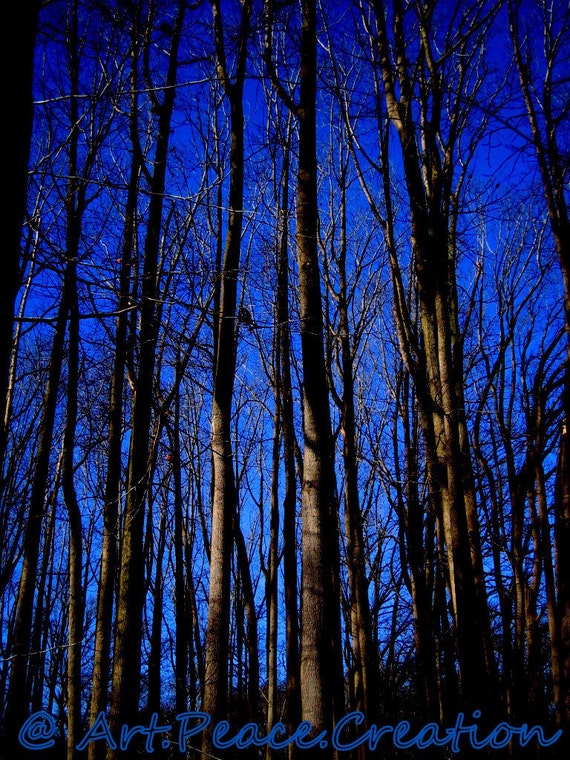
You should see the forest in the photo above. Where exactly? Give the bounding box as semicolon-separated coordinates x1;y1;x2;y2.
1;0;569;758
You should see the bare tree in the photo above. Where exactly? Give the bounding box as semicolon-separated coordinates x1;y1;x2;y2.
108;0;188;748
508;0;570;735
201;1;253;756
361;0;499;715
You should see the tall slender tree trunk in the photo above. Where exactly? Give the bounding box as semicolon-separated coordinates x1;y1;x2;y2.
275;126;301;757
88;17;141;755
3;242;71;757
202;3;252;756
147;508;167;717
508;0;570;732
62;262;83;760
88;124;139;760
296;1;343;752
171;380;188;716
266;394;280;760
3;2;93;744
336;161;380;737
61;7;85;755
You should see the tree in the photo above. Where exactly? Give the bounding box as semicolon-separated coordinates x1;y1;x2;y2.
108;0;188;747
87;6;141;754
508;0;570;735
362;0;498;716
3;1;111;750
201;1;253;756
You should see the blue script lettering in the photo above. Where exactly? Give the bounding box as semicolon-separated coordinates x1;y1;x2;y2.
519;724;563;748
177;711;210;752
211;718;327;750
330;710;563;754
120;713;172;753
76;712;117;751
26;707;563;754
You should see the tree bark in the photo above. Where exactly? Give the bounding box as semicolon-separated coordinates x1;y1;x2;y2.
296;1;344;752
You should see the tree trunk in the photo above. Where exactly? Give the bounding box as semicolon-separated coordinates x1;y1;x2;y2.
296;1;343;751
88;14;141;754
147;509;167;717
202;3;252;756
276;131;302;757
336;161;380;737
508;0;570;732
371;0;495;714
266;396;279;760
3;249;71;756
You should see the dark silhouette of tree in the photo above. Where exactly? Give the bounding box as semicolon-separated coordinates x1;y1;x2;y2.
1;0;41;468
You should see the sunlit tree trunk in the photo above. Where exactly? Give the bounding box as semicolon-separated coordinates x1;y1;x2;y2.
202;2;252;756
87;103;140;760
370;0;496;714
88;11;141;754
